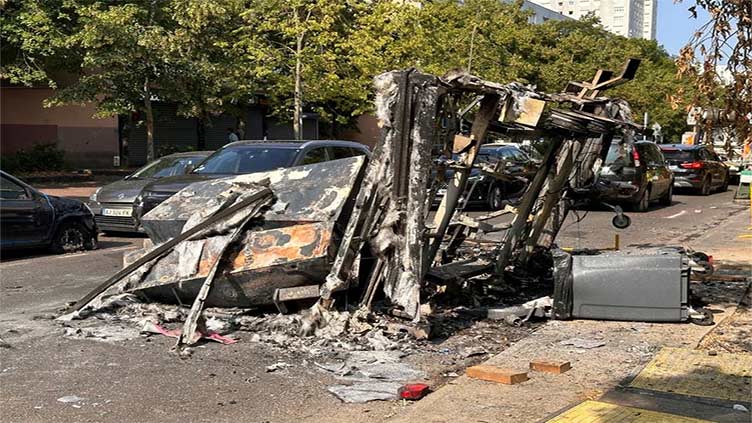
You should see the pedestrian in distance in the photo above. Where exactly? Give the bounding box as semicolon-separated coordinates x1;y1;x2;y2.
227;128;239;143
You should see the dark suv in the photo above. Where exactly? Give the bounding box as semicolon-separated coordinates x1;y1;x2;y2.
659;144;729;195
595;140;674;211
1;171;98;253
134;140;369;221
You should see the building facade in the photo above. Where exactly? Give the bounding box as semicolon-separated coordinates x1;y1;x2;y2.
527;0;657;39
0;86;119;168
0;85;322;168
519;0;572;24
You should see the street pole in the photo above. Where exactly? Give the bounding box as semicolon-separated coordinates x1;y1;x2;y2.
643;112;648;141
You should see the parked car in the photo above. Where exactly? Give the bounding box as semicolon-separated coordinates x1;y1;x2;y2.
595;140;674;211
659;144;729;195
134;140;370;221
87;151;212;233
434;143;537;210
0;170;98;253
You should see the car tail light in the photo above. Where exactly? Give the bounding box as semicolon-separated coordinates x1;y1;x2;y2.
680;161;704;169
632;148;641;167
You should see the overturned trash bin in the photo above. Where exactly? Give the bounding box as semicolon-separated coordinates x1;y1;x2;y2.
552;249;712;324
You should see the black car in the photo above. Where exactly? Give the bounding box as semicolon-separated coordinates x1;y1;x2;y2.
0;171;98;253
134;140;370;220
434;143;537;210
87;151;212;233
595;140;674;211
659;144;729;195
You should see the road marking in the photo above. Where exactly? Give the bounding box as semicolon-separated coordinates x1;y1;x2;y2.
665;210;687;219
0;245;139;269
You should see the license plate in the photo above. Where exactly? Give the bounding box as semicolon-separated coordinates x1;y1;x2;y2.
102;208;132;217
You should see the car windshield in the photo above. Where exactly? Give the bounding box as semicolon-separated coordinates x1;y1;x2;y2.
132;156;206;178
660;149;697;162
193;146;298;175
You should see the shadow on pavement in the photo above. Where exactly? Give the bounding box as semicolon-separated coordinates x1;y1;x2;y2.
0;240;135;263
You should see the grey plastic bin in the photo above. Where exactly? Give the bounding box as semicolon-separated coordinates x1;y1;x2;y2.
569;252;690;322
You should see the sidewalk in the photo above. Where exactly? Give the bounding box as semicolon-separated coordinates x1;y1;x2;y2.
388;208;751;423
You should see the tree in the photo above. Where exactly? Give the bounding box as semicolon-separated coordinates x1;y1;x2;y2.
1;0;81;88
234;0;363;139
677;1;751;147
2;0;245;164
530;16;693;141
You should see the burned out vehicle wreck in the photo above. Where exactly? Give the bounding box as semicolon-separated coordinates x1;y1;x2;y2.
64;60;712;369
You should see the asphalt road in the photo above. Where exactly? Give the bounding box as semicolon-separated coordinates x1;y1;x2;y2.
0;185;746;422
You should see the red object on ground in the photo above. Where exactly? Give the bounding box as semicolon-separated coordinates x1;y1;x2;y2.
142;322;237;345
398;383;430;400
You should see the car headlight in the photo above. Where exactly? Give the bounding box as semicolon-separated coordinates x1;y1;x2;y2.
89;187;102;202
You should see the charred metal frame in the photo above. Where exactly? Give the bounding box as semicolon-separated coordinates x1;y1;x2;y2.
321;60;641;320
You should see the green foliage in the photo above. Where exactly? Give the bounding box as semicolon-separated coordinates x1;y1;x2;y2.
0;0;83;89
2;0;694;141
233;0;366;126
532;17;694;141
0;143;66;173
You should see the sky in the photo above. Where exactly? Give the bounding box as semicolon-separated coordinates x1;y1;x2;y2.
656;0;710;56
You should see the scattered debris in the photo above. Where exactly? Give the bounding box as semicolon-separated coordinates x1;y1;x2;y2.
140;321;236;345
459;346;487;358
328;382;404;403
57;395;84;404
265;362;291;372
733;404;749;412
317;350;427;403
559;338;607;349
487;296;553;324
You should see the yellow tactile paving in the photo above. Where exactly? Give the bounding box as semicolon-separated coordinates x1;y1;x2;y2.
547;400;711;422
629;347;752;402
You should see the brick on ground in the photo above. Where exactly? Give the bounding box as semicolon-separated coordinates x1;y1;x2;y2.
530;359;571;374
466;365;528;385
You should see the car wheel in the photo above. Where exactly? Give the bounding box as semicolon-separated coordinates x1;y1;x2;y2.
659;183;673;206
634;188;649;212
700;176;711;196
487;184;504;211
51;222;91;254
719;173;729;192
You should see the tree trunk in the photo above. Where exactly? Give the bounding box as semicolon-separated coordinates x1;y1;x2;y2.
293;8;303;141
143;77;155;162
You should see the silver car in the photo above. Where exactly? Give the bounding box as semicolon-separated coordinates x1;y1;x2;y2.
87;151;212;233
